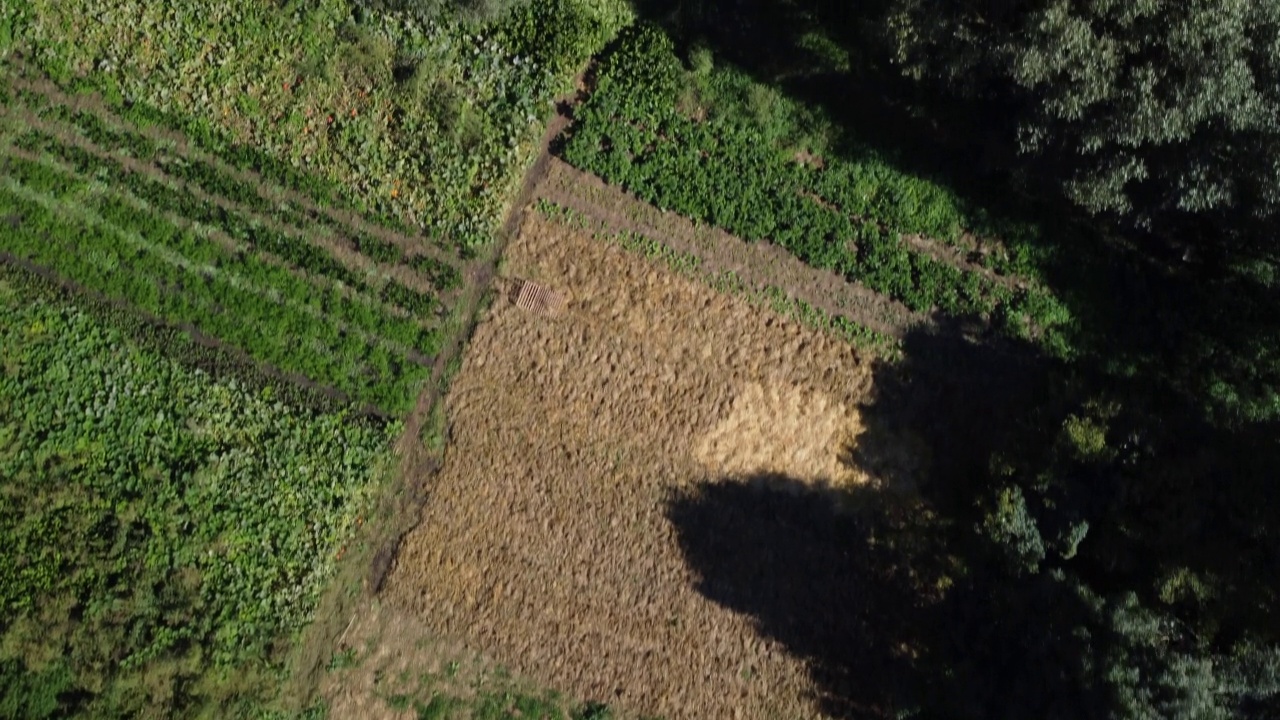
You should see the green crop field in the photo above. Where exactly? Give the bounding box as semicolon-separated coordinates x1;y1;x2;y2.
0;73;450;415
3;0;1278;718
0;276;394;717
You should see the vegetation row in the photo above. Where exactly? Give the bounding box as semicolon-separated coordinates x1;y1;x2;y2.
536;199;901;355
2;79;464;301
0;155;434;414
561;25;1074;353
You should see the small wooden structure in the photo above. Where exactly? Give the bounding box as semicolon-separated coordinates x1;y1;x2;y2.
513;279;566;317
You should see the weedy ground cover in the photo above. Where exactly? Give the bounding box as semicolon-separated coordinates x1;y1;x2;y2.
6;0;632;253
0;277;394;718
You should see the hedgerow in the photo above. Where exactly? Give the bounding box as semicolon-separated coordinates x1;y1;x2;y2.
0;283;393;716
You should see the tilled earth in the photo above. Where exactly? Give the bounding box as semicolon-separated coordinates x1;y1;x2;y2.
383;212;881;719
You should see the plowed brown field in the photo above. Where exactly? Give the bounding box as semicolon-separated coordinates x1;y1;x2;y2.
382;212;885;719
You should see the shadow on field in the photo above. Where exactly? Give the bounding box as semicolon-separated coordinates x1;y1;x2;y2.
666;476;916;719
665;322;1071;719
669;312;1280;718
633;1;1280;715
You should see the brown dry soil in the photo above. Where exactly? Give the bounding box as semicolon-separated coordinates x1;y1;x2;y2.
378;212;920;719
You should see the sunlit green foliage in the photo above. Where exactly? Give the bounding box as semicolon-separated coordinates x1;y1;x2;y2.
0;280;393;716
0;153;435;414
11;0;632;252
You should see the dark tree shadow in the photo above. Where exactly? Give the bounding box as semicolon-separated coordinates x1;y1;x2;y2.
665;477;1117;719
666;476;921;719
665;321;1065;719
627;2;1280;715
668;315;1280;718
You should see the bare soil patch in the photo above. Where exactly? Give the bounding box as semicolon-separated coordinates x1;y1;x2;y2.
381;212;912;719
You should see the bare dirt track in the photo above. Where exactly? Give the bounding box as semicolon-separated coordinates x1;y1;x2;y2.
382;211;905;719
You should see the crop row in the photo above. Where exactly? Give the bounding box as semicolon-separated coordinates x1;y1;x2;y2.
561;25;1073;347
536;199;901;354
3;73;469;298
83;104;466;295
2;150;441;352
52;71;421;240
7;81;467;297
0;158;434;413
10;127;450;323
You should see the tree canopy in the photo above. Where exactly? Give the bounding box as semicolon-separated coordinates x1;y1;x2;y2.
888;0;1280;250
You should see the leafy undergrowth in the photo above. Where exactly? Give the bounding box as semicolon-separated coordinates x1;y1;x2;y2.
561;24;1074;355
0;277;395;718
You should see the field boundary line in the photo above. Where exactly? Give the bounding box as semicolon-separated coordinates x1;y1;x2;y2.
536;158;927;340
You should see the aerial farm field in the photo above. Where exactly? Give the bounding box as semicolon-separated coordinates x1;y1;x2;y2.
4;0;1279;718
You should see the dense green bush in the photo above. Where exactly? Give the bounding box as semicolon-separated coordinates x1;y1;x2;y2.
887;0;1280;246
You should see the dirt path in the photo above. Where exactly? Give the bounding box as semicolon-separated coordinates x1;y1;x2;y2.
343;94;583;612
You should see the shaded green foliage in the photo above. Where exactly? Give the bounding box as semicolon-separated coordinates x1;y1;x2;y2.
0;283;392;716
888;0;1280;249
561;24;1073;346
